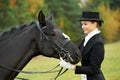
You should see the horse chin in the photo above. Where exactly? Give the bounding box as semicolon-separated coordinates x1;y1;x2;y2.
52;54;59;59
65;57;80;64
70;59;80;64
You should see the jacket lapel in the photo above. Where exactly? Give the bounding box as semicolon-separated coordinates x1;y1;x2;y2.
78;38;85;53
82;34;100;55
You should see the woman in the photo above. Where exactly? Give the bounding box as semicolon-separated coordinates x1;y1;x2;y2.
59;11;105;80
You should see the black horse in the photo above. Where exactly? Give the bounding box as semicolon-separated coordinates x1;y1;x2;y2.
0;10;81;80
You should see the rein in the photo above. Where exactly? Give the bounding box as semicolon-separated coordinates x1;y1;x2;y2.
0;63;60;74
36;22;71;80
0;22;72;80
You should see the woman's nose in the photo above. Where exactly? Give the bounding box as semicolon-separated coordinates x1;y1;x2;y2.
82;25;84;29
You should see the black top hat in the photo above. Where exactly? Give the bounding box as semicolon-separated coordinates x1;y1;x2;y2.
78;11;103;22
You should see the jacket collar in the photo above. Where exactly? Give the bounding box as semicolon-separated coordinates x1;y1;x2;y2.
84;29;100;46
82;34;101;55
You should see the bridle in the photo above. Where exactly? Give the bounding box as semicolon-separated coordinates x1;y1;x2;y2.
36;22;73;80
36;22;73;62
0;22;74;80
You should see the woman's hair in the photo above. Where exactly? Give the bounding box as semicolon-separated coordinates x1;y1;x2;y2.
91;21;102;27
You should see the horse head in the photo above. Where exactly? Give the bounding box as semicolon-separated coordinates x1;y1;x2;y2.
0;10;82;79
37;10;82;64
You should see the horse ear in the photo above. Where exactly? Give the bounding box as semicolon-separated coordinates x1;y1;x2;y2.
38;10;46;26
48;11;53;21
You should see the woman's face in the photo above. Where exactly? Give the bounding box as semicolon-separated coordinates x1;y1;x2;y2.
81;21;97;34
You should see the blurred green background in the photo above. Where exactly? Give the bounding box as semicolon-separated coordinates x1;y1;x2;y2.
0;0;120;80
0;0;120;43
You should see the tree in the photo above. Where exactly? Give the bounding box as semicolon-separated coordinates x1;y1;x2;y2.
79;0;102;11
44;0;83;42
0;0;10;30
106;0;120;10
0;0;32;31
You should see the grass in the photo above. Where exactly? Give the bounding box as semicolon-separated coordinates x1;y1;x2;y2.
15;41;120;80
102;41;120;80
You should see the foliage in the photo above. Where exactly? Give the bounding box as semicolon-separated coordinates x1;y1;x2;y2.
0;0;32;31
43;0;83;42
14;1;32;24
27;0;43;13
98;3;120;43
0;0;120;43
82;0;102;10
0;0;12;31
81;0;120;11
105;0;120;10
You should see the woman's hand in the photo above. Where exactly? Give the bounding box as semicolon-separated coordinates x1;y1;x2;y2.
59;57;76;70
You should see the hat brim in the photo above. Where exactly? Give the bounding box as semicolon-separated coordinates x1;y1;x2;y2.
78;18;104;22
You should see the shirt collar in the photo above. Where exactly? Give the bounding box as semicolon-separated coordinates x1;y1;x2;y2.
83;29;100;46
87;29;100;39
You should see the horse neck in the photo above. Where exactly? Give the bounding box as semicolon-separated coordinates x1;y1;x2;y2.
0;24;39;79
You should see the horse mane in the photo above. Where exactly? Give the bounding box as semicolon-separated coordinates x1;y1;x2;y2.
0;22;35;42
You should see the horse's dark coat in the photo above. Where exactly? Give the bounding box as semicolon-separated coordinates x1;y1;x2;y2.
0;10;81;80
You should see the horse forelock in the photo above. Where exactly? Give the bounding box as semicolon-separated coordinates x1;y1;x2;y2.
45;19;54;30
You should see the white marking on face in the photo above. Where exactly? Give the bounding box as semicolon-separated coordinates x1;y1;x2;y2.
62;33;70;40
